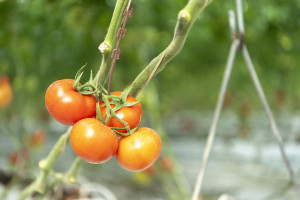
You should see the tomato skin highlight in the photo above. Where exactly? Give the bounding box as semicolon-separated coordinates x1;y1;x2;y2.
116;127;162;172
100;91;142;133
0;76;13;108
70;118;118;164
45;79;97;125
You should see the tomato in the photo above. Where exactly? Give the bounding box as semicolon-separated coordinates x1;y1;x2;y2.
70;118;118;164
100;91;142;133
29;129;46;147
9;152;20;166
9;147;29;166
45;79;97;125
160;156;174;172
0;76;13;108
116;127;162;172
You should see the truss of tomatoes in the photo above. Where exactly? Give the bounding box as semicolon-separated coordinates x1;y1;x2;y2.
45;73;162;172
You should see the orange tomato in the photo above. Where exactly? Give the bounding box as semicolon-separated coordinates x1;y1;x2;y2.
29;129;46;147
116;127;162;172
9;152;20;166
70;118;118;164
160;156;174;172
9;147;29;166
0;76;13;108
100;91;142;133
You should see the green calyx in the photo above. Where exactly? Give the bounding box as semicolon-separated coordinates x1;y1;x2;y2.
96;85;141;137
72;65;140;136
73;64;105;95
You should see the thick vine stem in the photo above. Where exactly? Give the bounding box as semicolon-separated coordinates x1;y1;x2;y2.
94;0;130;87
129;0;213;97
18;127;72;200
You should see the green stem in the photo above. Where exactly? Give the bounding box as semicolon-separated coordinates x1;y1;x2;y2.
94;0;130;87
18;127;72;200
129;0;213;97
64;157;83;184
32;157;83;200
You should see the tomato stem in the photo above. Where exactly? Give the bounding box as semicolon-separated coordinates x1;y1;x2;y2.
64;157;83;184
18;127;72;200
93;0;130;88
128;0;213;97
107;4;133;95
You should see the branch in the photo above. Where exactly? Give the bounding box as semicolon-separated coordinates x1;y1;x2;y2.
129;0;214;97
18;127;72;200
94;0;130;87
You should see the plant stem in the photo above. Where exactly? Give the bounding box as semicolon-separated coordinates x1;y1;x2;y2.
35;157;83;200
129;0;213;97
64;157;83;184
18;127;72;200
94;0;130;87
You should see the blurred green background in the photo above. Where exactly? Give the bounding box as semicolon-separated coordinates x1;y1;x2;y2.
1;0;300;118
1;0;300;199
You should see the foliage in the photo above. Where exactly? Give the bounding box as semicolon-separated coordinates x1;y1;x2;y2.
0;0;299;117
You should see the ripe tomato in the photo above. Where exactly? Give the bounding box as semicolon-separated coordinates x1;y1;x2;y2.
160;156;174;172
9;147;29;166
29;129;46;147
0;76;13;108
45;79;97;125
70;118;118;164
116;127;162;172
9;152;20;166
100;91;142;133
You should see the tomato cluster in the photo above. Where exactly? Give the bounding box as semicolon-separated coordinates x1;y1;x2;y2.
45;79;162;171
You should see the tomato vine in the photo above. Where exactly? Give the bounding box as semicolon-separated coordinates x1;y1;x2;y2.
18;0;214;198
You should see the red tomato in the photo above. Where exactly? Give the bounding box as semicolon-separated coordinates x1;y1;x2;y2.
9;152;19;166
45;79;97;125
29;129;46;147
9;147;29;166
70;118;118;164
116;127;162;172
0;76;13;108
100;91;142;133
160;156;174;172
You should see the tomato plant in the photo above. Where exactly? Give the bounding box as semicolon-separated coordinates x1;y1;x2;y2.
0;75;13;108
70;118;118;164
45;79;97;125
116;127;162;172
100;91;142;133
